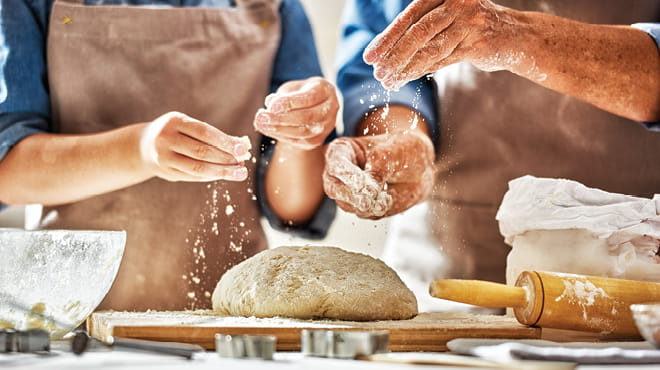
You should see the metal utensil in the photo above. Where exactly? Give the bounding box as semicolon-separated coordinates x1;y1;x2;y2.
301;330;389;359
0;329;50;353
72;331;204;359
215;334;276;360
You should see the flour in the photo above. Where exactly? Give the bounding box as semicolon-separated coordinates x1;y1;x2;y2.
229;241;241;253
555;277;609;306
94;310;355;329
324;140;393;218
186;180;248;308
433;62;478;97
472;51;547;82
554;276;611;323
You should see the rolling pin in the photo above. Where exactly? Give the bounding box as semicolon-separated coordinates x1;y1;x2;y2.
429;271;660;336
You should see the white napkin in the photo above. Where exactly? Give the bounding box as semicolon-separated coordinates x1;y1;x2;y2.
448;338;660;365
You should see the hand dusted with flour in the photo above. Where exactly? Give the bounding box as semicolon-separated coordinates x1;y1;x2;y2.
254;77;338;151
363;0;660;121
364;0;522;91
140;112;252;183
323;133;434;219
212;246;418;321
323;105;435;220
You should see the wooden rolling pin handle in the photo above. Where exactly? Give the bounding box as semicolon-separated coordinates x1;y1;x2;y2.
429;279;528;308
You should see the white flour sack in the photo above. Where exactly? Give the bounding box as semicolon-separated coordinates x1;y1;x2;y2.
496;175;660;285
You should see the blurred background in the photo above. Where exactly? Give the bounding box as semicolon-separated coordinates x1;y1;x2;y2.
0;0;391;258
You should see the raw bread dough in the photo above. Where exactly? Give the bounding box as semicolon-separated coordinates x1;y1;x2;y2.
212;246;418;321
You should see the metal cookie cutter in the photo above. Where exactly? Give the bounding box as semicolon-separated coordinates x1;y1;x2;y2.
215;334;276;360
301;330;389;359
0;329;50;353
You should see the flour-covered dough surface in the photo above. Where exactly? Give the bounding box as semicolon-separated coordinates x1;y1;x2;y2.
212;246;418;321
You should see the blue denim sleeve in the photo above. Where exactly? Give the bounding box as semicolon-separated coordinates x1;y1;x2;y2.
0;0;51;158
256;0;336;239
336;0;439;144
631;22;660;131
0;1;52;211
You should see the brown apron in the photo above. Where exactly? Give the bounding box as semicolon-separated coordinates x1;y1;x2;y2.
431;1;660;283
44;0;281;310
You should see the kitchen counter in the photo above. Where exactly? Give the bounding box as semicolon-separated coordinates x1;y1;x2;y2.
3;341;660;370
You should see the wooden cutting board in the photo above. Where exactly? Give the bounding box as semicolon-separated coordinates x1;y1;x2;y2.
88;311;540;351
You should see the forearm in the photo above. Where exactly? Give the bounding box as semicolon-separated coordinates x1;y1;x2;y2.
503;10;660;122
265;141;325;225
0;124;150;206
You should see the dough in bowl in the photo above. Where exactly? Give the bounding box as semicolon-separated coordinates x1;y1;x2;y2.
212;246;418;321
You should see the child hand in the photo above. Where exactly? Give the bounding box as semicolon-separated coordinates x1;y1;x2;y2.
139;111;251;182
254;77;338;150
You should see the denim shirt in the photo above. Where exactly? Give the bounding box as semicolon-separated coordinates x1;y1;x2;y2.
0;0;336;239
337;0;439;144
337;0;660;143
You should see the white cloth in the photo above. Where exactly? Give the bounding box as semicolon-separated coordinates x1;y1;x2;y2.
497;175;660;244
496;176;660;284
448;338;659;365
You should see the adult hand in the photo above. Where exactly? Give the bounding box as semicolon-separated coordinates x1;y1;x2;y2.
323;131;435;219
363;0;530;90
139;111;251;182
254;77;339;150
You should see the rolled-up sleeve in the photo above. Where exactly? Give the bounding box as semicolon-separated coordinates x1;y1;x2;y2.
631;22;660;131
0;0;52;210
336;0;438;144
256;0;336;239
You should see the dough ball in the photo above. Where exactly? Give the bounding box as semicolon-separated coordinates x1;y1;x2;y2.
212;246;418;321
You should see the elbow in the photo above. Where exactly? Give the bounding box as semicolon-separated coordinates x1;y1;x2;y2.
0;176;21;206
632;74;660;122
626;103;660;123
613;90;660;123
0;185;33;206
0;192;28;207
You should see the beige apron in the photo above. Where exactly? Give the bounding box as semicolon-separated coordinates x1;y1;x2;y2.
44;0;281;310
431;1;660;283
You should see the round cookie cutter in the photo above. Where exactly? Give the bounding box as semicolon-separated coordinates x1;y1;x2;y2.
301;329;389;359
215;334;276;360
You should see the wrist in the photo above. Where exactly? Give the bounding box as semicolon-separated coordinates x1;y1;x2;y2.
469;6;543;79
119;122;154;180
495;9;550;82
